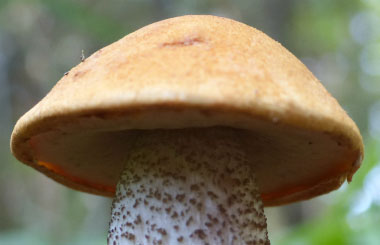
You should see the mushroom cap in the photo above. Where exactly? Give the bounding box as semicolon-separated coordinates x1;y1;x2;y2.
11;15;363;206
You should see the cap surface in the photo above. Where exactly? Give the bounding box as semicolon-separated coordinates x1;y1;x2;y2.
11;15;363;206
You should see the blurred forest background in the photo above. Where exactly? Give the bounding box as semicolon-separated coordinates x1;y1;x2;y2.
1;0;380;244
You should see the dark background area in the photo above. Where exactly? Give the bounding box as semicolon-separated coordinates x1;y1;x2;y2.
1;0;379;244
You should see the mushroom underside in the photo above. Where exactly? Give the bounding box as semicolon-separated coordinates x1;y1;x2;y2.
28;117;356;206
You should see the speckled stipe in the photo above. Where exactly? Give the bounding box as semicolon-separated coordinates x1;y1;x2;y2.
108;128;269;245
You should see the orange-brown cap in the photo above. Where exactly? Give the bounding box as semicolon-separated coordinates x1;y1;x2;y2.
10;15;363;206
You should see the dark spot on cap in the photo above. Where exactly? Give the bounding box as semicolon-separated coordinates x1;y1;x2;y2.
161;37;205;47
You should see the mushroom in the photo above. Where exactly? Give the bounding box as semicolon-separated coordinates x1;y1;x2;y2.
11;15;363;244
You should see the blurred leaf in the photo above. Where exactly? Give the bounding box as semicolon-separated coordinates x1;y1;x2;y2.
40;0;126;42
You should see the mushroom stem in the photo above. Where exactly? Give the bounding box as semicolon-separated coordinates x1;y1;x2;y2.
108;128;270;245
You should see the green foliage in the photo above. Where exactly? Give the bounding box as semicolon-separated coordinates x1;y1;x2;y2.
39;0;126;42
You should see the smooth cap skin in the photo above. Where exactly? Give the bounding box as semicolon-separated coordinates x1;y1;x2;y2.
11;15;363;206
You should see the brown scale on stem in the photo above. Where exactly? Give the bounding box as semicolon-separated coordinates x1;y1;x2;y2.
108;128;270;245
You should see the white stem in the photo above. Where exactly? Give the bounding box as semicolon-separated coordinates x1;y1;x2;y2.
108;128;269;245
